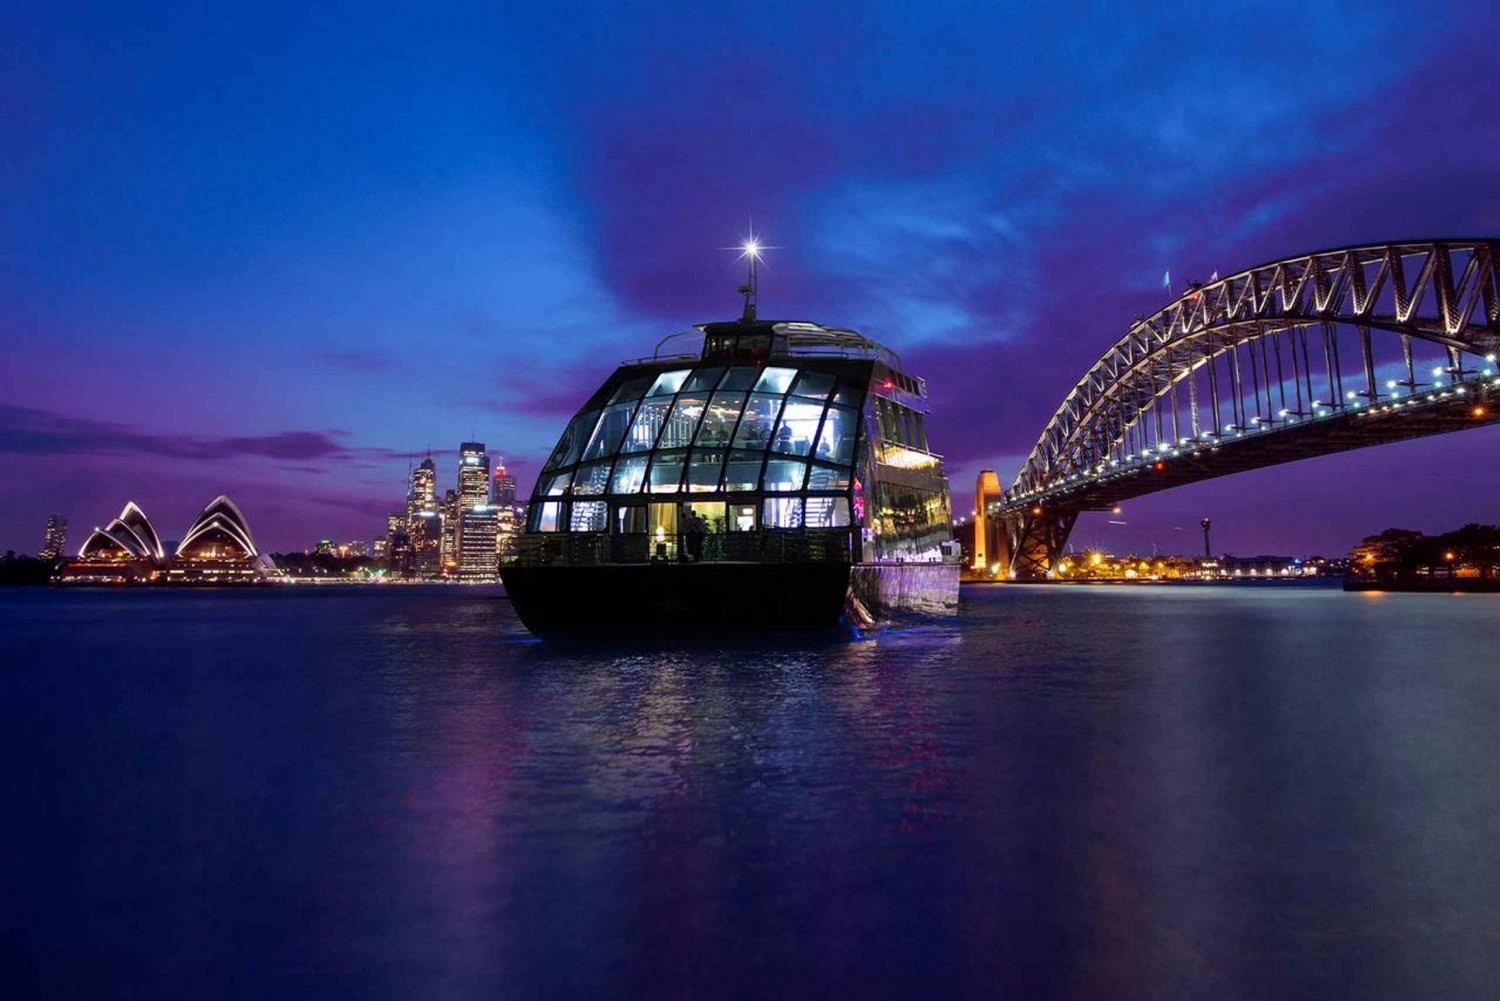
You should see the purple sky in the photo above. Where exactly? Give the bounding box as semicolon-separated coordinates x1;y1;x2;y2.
5;2;1500;556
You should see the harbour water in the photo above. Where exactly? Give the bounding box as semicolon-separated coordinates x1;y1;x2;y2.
4;583;1499;999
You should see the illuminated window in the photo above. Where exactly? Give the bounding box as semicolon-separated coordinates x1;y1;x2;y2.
791;371;835;400
682;367;725;392
695;391;748;446
570;501;607;532
771;399;824;456
687;450;725;492
573;461;612;495
723;450;763;491
733;393;783;449
814;405;858;464
647;369;691;396
754;367;798;394
728;503;756;531
532;502;562;532
611;456;648;494
647;451;686;493
539;472;571;496
719;366;760;391
762;460;806;492
659;394;708;448
807;464;850;490
622;398;672;452
609;376;651;404
805;497;850;528
543;411;597;470
582;403;636;460
762;497;803;528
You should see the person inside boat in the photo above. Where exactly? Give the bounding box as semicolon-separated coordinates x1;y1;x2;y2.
680;504;705;562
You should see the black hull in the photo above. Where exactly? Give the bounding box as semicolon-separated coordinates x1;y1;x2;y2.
501;562;852;637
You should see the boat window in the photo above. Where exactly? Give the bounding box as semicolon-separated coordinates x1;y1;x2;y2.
806;464;851;490
804;497;851;528
732;393;783;449
695;391;747;446
539;471;571;497
543;410;598;471
753;367;798;394
582;403;636;460
647;450;686;493
611;456;648;494
647;370;691;396
531;501;562;532
572;461;613;495
614;505;648;533
761;497;803;529
762;459;807;492
832;380;864;407
570;501;607;532
719;366;760;391
728;503;756;531
621;398;672;452
682;367;725;393
791;371;835;400
814;405;858;465
686;450;725;492
912;412;930;452
723;450;763;492
659;394;708;449
771;399;823;456
689;501;726;533
609;376;651;404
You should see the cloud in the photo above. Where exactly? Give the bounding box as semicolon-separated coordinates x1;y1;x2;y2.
0;404;402;463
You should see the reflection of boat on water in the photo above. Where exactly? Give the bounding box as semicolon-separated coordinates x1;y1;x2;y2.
500;253;960;636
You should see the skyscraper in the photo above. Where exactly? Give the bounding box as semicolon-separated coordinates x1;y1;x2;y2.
458;441;490;510
457;506;499;581
405;454;441;577
39;514;67;560
441;489;459;572
492;459;517;507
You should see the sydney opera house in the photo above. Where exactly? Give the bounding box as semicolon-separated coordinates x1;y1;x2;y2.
54;495;278;585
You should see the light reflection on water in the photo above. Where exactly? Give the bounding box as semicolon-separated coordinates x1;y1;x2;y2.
3;583;1500;999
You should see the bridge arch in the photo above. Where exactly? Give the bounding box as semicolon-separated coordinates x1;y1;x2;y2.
996;239;1500;578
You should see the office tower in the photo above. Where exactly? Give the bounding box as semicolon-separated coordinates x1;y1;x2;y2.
40;514;67;560
441;489;459;573
457;506;499;581
492;459;517;507
458;441;490;511
406;454;437;525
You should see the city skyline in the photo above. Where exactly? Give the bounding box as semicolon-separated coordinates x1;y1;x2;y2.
6;3;1500;554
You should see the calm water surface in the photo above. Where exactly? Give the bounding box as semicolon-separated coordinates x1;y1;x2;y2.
3;583;1499;999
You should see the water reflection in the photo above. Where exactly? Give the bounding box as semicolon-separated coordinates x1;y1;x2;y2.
3;585;1500;998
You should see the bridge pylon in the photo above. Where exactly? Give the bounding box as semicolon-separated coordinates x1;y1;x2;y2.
1000;505;1079;580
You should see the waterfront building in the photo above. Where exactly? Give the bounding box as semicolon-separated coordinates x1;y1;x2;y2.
39;514;68;560
165;495;276;584
411;511;443;577
314;539;336;556
55;495;274;585
372;537;389;560
457;506;500;581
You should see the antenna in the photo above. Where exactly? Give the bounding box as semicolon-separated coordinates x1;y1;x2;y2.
727;222;777;322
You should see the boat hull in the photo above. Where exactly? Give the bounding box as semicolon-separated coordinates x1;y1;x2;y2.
500;561;960;638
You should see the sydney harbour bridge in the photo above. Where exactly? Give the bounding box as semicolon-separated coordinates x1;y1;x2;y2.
976;239;1500;578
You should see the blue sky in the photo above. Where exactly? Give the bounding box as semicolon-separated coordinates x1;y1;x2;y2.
4;1;1500;553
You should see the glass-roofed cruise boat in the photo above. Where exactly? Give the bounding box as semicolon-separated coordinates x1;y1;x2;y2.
501;259;960;636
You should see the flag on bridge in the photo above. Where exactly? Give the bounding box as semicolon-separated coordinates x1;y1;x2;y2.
1163;269;1172;293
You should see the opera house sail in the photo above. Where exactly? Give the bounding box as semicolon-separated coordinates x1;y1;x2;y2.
55;495;276;585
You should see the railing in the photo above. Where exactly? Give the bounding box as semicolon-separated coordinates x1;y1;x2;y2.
508;528;857;567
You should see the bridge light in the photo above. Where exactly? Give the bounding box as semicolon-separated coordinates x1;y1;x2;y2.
1346;391;1357;399
1387;379;1398;389
1487;354;1497;363
1433;366;1446;377
1474;405;1487;418
1153;461;1165;471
